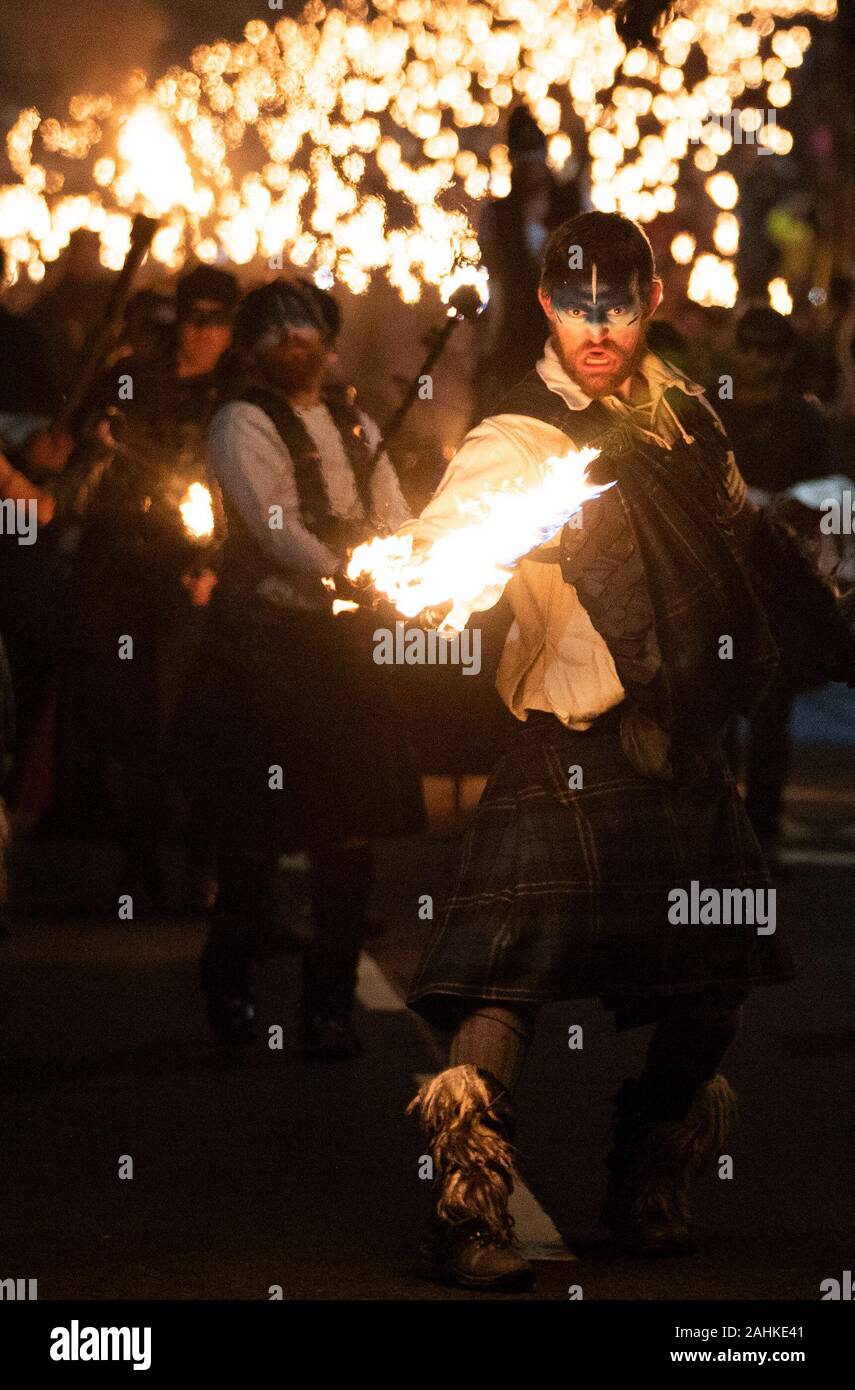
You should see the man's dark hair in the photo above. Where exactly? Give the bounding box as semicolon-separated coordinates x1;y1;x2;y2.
176;264;240;320
233;278;336;355
540;211;656;306
295;277;342;343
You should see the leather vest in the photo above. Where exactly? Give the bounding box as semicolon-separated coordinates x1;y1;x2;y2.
496;370;781;782
217;386;379;615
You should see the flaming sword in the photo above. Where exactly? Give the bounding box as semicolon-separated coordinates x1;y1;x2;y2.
340;443;610;635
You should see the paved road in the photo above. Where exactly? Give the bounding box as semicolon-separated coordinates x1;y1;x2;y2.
1;837;852;1301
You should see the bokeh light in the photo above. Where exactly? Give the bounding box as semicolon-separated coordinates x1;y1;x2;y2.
0;2;837;305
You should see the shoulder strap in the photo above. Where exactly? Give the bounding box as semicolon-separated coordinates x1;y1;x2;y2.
322;389;378;518
239;385;380;537
493;370;640;471
241;385;331;537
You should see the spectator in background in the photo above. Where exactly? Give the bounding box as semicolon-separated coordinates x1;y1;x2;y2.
91;264;239;434
718;305;835;859
0;248;59;428
187;278;424;1053
55;264;239;912
806;274;852;408
718;306;831;494
473;106;581;416
26;230;112;403
0;291;72;824
105;288;175;371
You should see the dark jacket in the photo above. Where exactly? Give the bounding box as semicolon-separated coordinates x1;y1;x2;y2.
496;371;855;782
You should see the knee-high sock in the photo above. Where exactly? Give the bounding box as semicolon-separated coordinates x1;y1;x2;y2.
450;1005;537;1096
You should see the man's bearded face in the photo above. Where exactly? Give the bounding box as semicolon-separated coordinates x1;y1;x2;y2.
255;319;328;392
545;267;648;398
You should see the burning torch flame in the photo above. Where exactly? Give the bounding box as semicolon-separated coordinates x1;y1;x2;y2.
0;5;835;295
322;574;359;615
347;445;608;635
768;276;793;316
179;481;215;540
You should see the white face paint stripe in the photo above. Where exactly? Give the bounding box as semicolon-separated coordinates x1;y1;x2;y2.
591;261;597;305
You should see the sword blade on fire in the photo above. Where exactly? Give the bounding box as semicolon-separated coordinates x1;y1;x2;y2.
326;444;608;634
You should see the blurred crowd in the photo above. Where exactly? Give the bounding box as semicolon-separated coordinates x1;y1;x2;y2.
1;123;855;936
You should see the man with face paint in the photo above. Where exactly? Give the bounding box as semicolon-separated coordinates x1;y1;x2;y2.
189;278;425;1056
401;212;854;1290
545;264;651;396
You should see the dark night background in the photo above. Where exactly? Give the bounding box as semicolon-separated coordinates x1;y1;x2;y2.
0;1;853;1313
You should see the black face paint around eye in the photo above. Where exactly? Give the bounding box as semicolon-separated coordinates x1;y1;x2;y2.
551;268;643;329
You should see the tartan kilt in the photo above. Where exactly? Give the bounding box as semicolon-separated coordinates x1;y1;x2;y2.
407;707;794;1029
174;598;426;853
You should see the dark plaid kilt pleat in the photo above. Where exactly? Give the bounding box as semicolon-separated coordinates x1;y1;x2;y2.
408;708;794;1029
174;602;426;853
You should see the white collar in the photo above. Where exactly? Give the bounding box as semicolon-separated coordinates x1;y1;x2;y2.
535;337;705;413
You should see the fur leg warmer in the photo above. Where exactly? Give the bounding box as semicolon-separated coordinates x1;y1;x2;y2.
407;1064;517;1245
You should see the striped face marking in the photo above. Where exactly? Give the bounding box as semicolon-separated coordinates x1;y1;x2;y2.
551;268;642;331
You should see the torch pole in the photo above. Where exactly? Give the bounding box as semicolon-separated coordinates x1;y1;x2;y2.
53;212;160;433
367;282;484;469
367;314;459;468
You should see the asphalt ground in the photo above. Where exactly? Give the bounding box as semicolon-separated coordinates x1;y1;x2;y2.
0;823;852;1302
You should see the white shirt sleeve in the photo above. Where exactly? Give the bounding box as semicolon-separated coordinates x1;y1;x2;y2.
394;412;572;550
358;411;412;531
208;401;341;576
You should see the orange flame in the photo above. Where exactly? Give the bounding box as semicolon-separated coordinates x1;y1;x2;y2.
0;4;834;296
346;444;608;634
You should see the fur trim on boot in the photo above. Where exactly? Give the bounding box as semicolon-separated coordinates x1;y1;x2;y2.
602;1073;737;1255
407;1065;534;1290
407;1064;516;1242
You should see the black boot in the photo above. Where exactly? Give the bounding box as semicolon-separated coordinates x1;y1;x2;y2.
199;849;278;1044
407;1065;534;1292
200;913;257;1045
601;1073;736;1255
299;844;371;1057
203;984;257;1045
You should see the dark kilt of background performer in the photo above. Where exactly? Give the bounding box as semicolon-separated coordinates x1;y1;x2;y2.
179;596;426;853
408;707;794;1031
